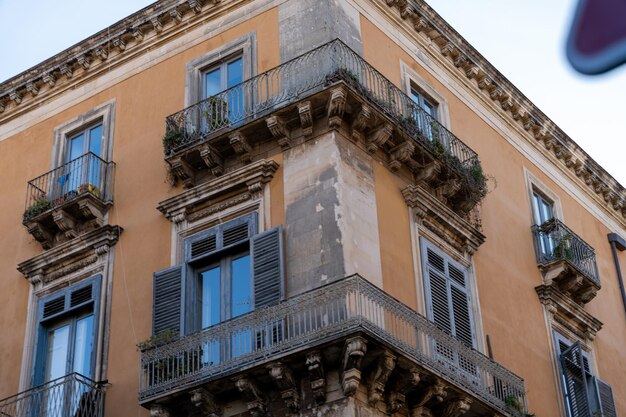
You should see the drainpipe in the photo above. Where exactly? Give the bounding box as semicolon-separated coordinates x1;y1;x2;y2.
607;233;626;318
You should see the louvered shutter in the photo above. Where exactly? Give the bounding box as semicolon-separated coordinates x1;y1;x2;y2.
560;342;591;417
186;213;257;262
251;225;284;308
153;265;184;336
39;276;100;321
596;378;617;417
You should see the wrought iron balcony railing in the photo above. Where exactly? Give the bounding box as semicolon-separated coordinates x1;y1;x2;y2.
0;373;105;417
163;39;478;171
139;275;525;414
23;153;115;222
532;219;600;287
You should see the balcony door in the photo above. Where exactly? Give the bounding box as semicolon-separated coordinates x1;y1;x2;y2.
532;191;556;257
201;55;243;131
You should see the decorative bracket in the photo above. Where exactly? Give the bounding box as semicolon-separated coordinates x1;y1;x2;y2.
266;116;292;149
199;143;224;176
150;405;170;417
229;131;252;163
366;123;393;153
306;350;326;404
441;396;472;417
268;362;300;413
351;104;371;142
327;86;347;129
169;156;195;188
367;350;397;406
341;336;367;396
297;101;313;136
190;388;222;417
388;140;415;172
234;375;267;417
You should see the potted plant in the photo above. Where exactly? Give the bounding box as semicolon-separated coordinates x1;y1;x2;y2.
78;183;100;197
23;198;51;221
203;96;229;132
162;126;184;156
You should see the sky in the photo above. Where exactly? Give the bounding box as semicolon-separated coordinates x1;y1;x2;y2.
1;0;625;185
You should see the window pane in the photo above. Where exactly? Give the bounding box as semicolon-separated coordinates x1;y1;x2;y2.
68;133;84;162
72;315;94;377
200;267;221;328
231;254;251;318
45;324;70;382
227;57;243;88
204;68;221;98
88;124;102;157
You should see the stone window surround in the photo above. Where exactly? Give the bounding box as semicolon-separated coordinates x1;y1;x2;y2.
409;218;487;355
50;100;116;168
400;60;451;129
185;32;257;108
525;168;564;225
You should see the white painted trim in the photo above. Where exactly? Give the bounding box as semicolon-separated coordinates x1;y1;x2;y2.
524;167;565;224
400;60;450;129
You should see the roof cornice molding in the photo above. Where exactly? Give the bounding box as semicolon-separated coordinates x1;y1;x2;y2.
0;0;241;122
380;0;626;226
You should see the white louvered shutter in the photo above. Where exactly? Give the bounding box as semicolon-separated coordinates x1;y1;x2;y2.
152;265;184;336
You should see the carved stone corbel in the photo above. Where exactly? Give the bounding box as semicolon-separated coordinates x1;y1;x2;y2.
169;7;183;23
43;73;56;87
489;87;503;101
415;379;447;407
351;104;371;142
26;82;39;96
52;210;78;239
60;64;73;79
78;200;105;226
400;4;415;19
387;364;420;413
268;362;300;412
169;156;195;188
367;350;396;406
435;179;461;203
229;132;252;163
341;336;367;396
500;97;513;111
199;143;224;176
190;388;222;417
327;86;347;129
95;47;109;60
234;375;267;417
9;91;22;105
112;37;126;51
465;66;480;79
414;161;442;186
441;396;472;417
453;55;467;69
413;17;429;32
306;350;326;404
388;140;415;172
26;222;54;249
150;405;170;417
366;123;393;153
151;16;164;33
266;115;291;149
132;27;144;41
77;55;91;70
477;77;491;90
298;101;313;136
188;0;204;14
411;406;434;417
440;43;455;57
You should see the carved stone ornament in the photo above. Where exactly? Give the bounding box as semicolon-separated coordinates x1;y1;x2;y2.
17;225;121;287
199;143;224;176
539;260;599;305
341;336;367;396
266;115;292;149
268;362;300;412
367;123;393;154
367;350;397;405
157;159;279;223
298;101;313;136
229;131;252;163
414;379;447;407
327;86;347;129
150;405;170;417
306;350;326;404
351;104;371;142
441;396;472;417
234;375;267;417
190;388;222;417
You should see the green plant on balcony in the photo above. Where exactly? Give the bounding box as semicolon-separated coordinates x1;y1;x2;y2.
23;198;51;221
78;183;100;198
203;96;229;131
553;234;574;261
162;126;184;156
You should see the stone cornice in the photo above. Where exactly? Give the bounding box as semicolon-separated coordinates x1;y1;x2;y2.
17;224;122;285
0;0;239;122
157;159;279;223
380;0;626;226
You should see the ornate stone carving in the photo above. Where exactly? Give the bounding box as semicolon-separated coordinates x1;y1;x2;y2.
367;350;396;406
169;7;183;23
199;143;224;176
266;115;291;149
351;104;371;142
26;82;39;96
465;66;480;79
95;47;109;60
151;16;164;33
415;379;447;407
150;405;170;417
400;4;415;19
187;193;251;223
435;179;461;203
389;140;415;172
440;43;455;57
306;350;326;404
341;336;367;396
367;123;393;153
169;156;195;188
9;91;22;105
112;37;126;50
297;101;313;136
26;222;55;250
234;375;267;417
387;362;420;413
52;210;78;240
78;199;106;226
188;0;204;14
453;55;467;68
190;388;222;417
477;77;491;90
229;131;252;163
268;362;300;412
132;27;144;41
414;161;442;186
42;73;56;87
413;17;430;32
77;55;91;70
60;64;73;79
327;86;347;129
441;397;472;417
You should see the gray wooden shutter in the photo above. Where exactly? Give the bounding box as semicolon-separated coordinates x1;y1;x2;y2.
187;213;257;262
251;225;284;308
153;265;184;336
560;342;591;417
596;378;617;417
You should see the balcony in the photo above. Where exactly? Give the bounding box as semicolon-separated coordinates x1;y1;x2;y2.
162;40;486;214
139;275;525;417
23;153;115;249
0;373;105;417
532;219;600;304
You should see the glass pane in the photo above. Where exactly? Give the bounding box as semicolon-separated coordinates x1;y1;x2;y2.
200;267;221;328
45;324;70;382
88;124;102;157
227;57;243;88
72;315;94;377
231;254;251;317
203;68;221;99
68;133;84;162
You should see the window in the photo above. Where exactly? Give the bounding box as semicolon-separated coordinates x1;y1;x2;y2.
33;276;101;385
420;239;476;376
555;333;617;417
152;213;284;360
409;86;440;142
532;190;554;226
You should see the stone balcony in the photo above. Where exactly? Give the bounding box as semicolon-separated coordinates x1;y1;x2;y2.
139;275;526;417
161;39;487;217
22;152;115;249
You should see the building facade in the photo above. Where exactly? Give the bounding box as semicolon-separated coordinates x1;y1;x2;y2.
0;1;624;416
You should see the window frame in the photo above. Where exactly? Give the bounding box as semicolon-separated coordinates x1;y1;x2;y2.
32;275;102;387
524;169;564;226
185;32;256;108
400;60;451;129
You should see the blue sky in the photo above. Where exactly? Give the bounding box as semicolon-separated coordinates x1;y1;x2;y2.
1;0;625;185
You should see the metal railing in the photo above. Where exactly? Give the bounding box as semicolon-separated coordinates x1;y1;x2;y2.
139;275;525;413
0;373;105;417
23;153;115;222
532;219;600;286
163;39;478;171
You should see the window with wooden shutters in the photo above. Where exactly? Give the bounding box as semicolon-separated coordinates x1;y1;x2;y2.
33;275;101;386
420;239;476;376
555;334;618;417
